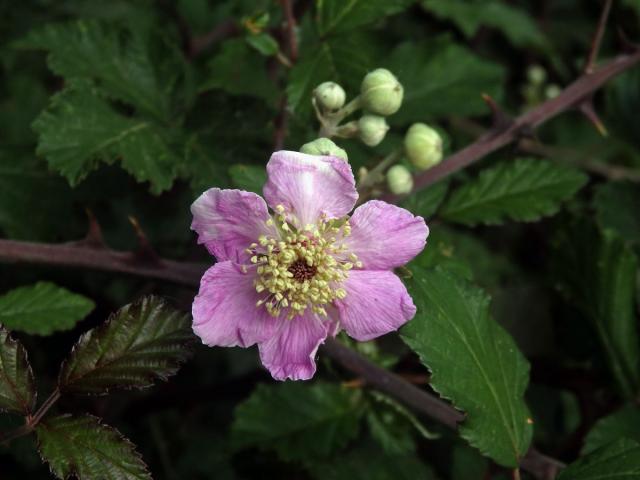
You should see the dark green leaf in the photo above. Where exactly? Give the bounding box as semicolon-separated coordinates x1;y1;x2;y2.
58;296;194;395
37;414;151;480
440;158;587;225
229;163;267;194
231;382;363;462
583;406;640;454
0;327;36;415
558;439;640;480
0;282;94;336
401;179;449;218
246;33;279;56
593;181;640;243
401;267;533;466
316;0;413;35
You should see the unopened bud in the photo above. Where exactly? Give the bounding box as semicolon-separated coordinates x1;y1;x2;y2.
313;81;346;111
358;115;388;147
545;84;561;99
404;123;443;171
360;68;403;116
300;138;348;161
527;65;547;85
386;165;413;195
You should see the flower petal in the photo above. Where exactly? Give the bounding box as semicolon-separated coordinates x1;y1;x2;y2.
345;200;428;270
258;312;330;381
191;188;276;263
263;151;358;226
336;270;416;341
193;261;277;347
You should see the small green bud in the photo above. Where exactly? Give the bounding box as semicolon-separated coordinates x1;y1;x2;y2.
357;115;389;147
545;84;561;99
386;165;413;195
360;68;404;116
300;138;348;161
313;81;346;111
404;123;443;171
527;65;547;85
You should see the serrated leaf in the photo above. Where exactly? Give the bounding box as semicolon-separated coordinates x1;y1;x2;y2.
440;158;587;225
558;439;640;480
36;414;151;480
583;406;640;455
228;164;267;194
555;220;640;398
401;179;449;219
0;327;36;415
593;181;640;243
401;267;533;467
33;83;180;194
58;296;194;395
316;0;413;35
231;382;363;462
0;282;94;336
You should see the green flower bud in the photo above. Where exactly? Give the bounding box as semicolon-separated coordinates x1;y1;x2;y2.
360;68;404;116
545;84;561;99
313;81;346;111
300;138;348;161
404;123;443;171
386;165;413;195
357;115;389;147
527;65;547;85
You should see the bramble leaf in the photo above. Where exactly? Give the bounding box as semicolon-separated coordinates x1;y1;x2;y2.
0;327;36;415
558;439;640;479
583;406;640;454
593;181;640;243
401;267;533;467
316;0;413;35
229;163;267;194
58;296;194;395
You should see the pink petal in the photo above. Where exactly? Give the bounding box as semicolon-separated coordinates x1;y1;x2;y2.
335;270;416;341
263;151;358;226
345;200;428;270
193;261;277;348
258;312;330;381
191;188;276;263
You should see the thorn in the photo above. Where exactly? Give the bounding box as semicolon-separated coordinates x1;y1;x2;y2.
617;28;640;54
81;209;106;249
481;93;513;131
579;100;609;137
128;216;160;263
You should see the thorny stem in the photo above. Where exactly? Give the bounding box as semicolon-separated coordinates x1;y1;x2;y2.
1;389;60;446
585;0;613;73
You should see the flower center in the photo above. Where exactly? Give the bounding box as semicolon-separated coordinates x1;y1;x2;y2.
246;206;361;319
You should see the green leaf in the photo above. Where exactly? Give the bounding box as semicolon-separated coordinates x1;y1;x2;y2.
0;282;94;336
316;0;413;35
33;83;180;194
0;327;36;415
401;179;449;219
387;39;506;122
245;33;279;56
229;163;267;194
440;158;588;225
422;0;548;49
593;182;640;243
231;382;363;462
555;220;640;398
58;296;194;395
401;267;533;467
36;414;151;480
583;406;640;454
558;439;640;480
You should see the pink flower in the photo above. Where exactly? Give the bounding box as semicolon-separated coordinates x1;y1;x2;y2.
191;151;428;381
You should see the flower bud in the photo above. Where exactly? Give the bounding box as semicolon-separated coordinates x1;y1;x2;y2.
357;115;389;147
313;81;346;111
404;123;443;171
527;65;547;85
360;68;403;116
300;138;348;161
545;84;561;99
386;165;413;195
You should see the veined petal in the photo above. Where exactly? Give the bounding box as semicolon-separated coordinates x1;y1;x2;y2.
258;312;330;381
264;151;358;226
346;200;428;270
193;261;277;348
336;270;416;341
191;188;276;263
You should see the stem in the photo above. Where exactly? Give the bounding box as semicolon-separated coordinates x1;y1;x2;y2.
357;150;402;193
0;389;61;446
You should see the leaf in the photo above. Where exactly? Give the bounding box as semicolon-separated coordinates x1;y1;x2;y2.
33;82;180;194
593;181;640;243
401;267;533;467
555;219;640;398
440;158;588;225
228;164;267;194
0;327;36;415
58;296;194;395
583;406;640;454
558;439;640;480
231;382;363;462
387;39;506;122
245;33;279;56
36;414;151;480
316;0;413;35
401;179;449;219
0;282;94;336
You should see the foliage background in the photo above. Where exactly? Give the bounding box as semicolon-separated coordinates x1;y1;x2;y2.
1;0;640;478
